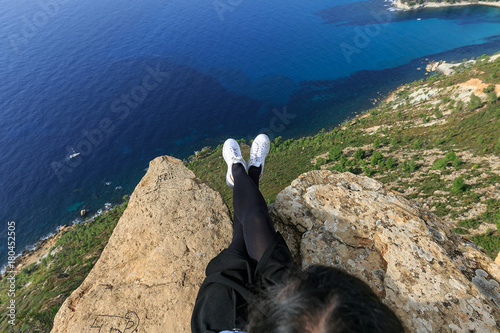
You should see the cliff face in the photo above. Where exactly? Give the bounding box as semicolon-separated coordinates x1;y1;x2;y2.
52;156;500;333
271;171;500;332
51;156;233;333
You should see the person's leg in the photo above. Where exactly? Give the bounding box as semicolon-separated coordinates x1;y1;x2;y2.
228;166;260;254
227;215;246;254
248;165;262;187
232;163;276;262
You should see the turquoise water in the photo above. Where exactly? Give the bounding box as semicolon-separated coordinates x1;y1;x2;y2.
0;0;499;268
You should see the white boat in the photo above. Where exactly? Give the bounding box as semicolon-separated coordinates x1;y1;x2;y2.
68;148;80;159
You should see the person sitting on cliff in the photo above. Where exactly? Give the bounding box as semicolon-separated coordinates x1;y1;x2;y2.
191;134;404;333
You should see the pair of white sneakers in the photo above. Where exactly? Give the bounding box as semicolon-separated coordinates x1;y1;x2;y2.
222;134;270;188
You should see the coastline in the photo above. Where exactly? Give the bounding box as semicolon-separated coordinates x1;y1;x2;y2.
1;226;70;277
425;53;500;75
0;201;125;278
393;0;500;10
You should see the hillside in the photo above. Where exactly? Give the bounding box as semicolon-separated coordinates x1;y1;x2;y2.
187;52;500;258
0;51;499;332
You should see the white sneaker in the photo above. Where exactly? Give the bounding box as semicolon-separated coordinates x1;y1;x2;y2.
222;138;246;188
247;134;270;180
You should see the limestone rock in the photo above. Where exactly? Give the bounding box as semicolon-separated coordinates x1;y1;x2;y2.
80;209;86;217
270;170;500;332
496;252;500;267
53;159;500;333
52;156;233;333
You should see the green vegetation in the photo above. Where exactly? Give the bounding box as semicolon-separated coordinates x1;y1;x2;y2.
412;139;422;149
370;151;384;166
433;151;462;171
432;158;448;171
401;159;417;173
329;146;343;161
385;156;395;169
472;233;500;259
0;201;127;332
354;149;365;161
468;94;483;111
452;176;468;193
483;84;495;94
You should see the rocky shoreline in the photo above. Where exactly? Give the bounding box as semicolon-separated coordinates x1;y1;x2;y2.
393;0;500;10
1;225;73;279
0;201;125;279
424;53;500;76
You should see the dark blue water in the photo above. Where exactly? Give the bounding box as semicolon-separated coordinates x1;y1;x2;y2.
1;0;499;268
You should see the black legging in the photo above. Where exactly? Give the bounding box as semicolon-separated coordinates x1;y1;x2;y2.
228;163;276;262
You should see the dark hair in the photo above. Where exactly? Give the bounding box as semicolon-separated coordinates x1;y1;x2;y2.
246;265;404;333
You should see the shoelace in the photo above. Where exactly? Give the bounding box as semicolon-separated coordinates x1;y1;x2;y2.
229;147;241;162
250;143;261;163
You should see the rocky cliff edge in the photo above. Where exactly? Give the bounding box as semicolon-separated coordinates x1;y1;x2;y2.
52;156;500;333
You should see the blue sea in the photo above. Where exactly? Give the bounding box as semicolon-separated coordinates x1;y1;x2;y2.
1;0;500;268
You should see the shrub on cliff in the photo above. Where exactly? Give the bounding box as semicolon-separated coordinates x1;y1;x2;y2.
401;160;417;173
451;158;462;168
353;148;365;161
363;166;375;177
471;233;500;259
314;158;327;170
412;140;422;149
467;94;483;111
432;158;448;171
329;146;343;161
452;176;468;193
487;92;498;104
483;84;495;94
385;156;395;169
445;151;457;161
370;151;384;167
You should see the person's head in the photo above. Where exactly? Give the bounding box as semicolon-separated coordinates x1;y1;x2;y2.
247;265;404;333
